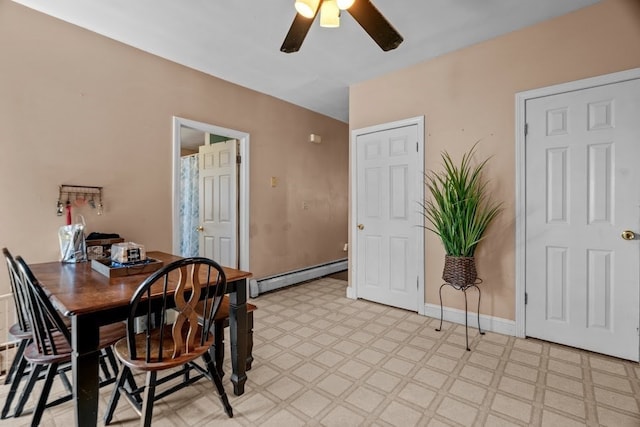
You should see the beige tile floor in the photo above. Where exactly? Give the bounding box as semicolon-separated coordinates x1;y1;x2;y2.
1;277;639;426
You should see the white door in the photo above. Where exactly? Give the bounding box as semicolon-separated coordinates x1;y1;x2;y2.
355;124;422;311
525;79;640;361
199;140;238;268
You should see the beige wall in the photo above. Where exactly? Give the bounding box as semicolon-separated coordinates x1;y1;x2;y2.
0;0;349;293
350;0;640;321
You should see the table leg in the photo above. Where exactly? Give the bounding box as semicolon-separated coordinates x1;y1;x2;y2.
71;315;100;427
228;278;248;396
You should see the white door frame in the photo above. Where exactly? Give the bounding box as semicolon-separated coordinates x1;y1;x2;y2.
172;116;250;272
349;116;425;315
514;68;640;338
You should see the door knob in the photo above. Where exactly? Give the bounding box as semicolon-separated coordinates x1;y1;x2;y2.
357;224;364;230
196;226;204;232
621;230;635;240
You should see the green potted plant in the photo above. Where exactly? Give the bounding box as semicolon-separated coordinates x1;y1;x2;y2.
421;143;502;287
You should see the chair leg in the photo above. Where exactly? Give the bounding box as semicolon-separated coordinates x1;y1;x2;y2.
124;369;142;405
104;365;130;425
31;363;57;427
4;339;28;385
181;364;190;383
141;371;158;427
102;347;120;380
1;356;28;419
14;363;45;417
246;312;254;371
98;352;111;380
213;321;225;378
202;351;233;418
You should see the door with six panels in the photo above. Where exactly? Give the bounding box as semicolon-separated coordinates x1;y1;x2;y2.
525;79;640;361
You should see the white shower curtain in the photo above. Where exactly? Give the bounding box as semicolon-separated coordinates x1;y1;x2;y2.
180;154;199;257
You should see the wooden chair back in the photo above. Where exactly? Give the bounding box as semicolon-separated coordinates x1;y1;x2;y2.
2;248;31;333
15;256;72;357
126;257;226;364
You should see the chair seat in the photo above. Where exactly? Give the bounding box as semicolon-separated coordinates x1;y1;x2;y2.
195;295;257;377
113;324;214;372
8;323;31;341
98;322;128;348
218;297;258;322
10;312;72;339
195;296;257;322
23;322;126;365
24;331;71;364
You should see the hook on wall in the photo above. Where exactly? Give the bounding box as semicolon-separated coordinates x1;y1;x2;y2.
58;184;104;216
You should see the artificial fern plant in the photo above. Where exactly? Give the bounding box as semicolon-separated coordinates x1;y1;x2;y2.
421;143;502;257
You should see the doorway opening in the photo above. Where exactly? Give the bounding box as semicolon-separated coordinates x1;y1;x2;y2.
171;116;250;271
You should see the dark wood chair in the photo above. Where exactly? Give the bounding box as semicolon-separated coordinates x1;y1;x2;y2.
2;249;75;420
1;248;42;419
103;257;233;427
2;248;32;385
13;256;126;426
2;249;121;420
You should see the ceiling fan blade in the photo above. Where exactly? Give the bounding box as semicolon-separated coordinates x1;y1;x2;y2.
281;12;316;53
347;0;403;51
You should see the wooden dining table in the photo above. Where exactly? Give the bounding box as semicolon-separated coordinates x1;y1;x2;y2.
28;251;252;427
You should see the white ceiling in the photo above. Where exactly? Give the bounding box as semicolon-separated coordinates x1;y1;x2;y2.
13;0;599;122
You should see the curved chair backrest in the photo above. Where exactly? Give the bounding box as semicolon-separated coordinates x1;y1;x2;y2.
2;248;31;333
15;256;71;356
127;257;226;363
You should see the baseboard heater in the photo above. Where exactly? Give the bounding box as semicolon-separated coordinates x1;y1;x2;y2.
249;258;347;298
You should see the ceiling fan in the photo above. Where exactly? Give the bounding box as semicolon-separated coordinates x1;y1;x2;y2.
281;0;403;53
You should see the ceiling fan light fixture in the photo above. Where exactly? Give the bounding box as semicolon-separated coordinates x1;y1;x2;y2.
336;0;355;10
295;0;320;18
320;0;340;28
282;0;403;54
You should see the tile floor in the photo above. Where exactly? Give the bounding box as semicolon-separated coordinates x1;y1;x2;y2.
1;277;639;426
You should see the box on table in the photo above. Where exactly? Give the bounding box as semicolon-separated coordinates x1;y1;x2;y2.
111;242;146;264
90;258;163;278
86;238;124;260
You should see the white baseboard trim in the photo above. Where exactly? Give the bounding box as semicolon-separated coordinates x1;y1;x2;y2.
424;303;516;336
250;258;347;298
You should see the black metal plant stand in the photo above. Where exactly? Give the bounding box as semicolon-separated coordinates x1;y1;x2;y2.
435;279;485;351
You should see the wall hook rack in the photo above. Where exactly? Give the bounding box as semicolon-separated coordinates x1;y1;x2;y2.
57;184;104;216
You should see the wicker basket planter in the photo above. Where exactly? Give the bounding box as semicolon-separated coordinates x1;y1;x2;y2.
442;255;477;287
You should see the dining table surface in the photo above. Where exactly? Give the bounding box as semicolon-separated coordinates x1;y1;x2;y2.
28;251;252;427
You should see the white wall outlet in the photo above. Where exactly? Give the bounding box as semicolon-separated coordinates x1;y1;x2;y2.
343;243;348;251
